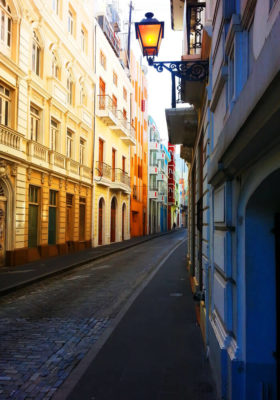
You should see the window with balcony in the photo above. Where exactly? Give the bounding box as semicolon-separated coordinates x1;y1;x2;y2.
150;151;157;166
66;129;73;158
122;156;126;172
32;31;41;76
0;0;11;49
30;104;41;142
50;118;60;151
0;82;11;126
150;174;157;190
80;138;85;164
100;50;106;69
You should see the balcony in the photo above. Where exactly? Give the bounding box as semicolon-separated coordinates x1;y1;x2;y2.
166;106;198;147
95;161;112;186
149;165;159;174
0;124;24;158
110;112;136;145
28;141;49;165
180;145;193;163
149;186;158;199
113;168;130;188
97;15;120;57
96;95;118;126
149;141;160;151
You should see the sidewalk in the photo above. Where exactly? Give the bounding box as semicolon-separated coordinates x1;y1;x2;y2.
0;230;180;297
64;237;217;400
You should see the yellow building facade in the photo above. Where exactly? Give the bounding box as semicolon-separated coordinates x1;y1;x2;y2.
0;0;95;266
92;10;135;246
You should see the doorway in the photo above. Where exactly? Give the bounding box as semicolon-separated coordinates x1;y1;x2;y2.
122;203;126;241
245;169;280;399
111;197;117;243
98;198;105;245
0;199;6;266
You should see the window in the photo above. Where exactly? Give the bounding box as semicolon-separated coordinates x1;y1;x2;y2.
80;86;86;106
28;185;39;248
67;70;74;105
48;190;57;245
228;51;235;106
123;108;127;120
52;0;59;15
100;50;106;69
80;138;85;164
68;10;74;35
81;28;85;52
247;22;254;78
51;52;59;78
66;129;73;158
270;0;278;10
123;87;127;101
30;104;40;141
32;31;41;76
0;83;11;126
113;71;118;86
150;174;157;190
50;118;59;151
0;0;11;48
122;156;126;172
112;94;117;112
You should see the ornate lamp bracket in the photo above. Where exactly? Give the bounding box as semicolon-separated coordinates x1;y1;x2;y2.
148;59;209;108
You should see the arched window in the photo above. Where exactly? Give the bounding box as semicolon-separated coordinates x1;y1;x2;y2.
32;31;41;76
51;52;59;78
80;85;87;106
0;0;12;48
67;69;74;105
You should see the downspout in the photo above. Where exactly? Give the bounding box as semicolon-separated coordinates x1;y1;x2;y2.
91;21;97;247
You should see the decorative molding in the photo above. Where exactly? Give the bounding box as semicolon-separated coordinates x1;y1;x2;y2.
48;174;53;186
0;160;8;178
225;14;242;55
27;167;32;181
59;179;63;189
210;65;228;111
41;172;45;184
10;164;17;177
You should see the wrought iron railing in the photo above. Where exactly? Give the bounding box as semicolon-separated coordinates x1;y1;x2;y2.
186;2;206;55
96;161;112;180
97;95;118;118
114;168;130;186
97;15;120;56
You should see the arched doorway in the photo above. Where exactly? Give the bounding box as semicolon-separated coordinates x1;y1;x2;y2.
0;182;7;267
245;169;280;399
98;198;105;245
122;203;126;241
110;197;117;243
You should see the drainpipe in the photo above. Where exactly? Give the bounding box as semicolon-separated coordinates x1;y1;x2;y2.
91;21;97;247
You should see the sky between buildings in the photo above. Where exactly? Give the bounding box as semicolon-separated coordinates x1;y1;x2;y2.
118;0;183;145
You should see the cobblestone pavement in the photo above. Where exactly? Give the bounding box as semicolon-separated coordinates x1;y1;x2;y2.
0;231;186;400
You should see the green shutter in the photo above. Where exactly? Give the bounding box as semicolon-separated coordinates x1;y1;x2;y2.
48;207;56;245
28;204;38;248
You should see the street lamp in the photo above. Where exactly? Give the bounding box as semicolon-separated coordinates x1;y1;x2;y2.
135;12;209;108
135;13;164;65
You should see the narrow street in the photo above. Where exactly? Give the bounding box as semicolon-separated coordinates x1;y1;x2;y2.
0;230;216;400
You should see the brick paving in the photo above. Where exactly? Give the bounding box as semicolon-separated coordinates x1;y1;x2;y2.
0;231;185;399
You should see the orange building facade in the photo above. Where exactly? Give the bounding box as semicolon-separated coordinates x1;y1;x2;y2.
130;54;148;237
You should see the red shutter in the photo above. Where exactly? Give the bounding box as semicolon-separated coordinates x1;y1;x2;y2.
141;99;145;112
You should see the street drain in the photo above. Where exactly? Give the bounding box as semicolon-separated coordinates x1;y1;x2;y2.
170;293;183;297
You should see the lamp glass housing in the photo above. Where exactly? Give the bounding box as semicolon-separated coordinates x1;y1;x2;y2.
135;13;164;58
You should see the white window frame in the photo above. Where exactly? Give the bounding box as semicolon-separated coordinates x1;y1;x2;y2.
30;104;40;142
0;82;11;127
52;0;59;15
68;10;73;35
0;1;11;49
67;72;74;105
32;31;41;76
81;28;85;52
50;118;60;151
51;52;59;78
80;138;85;164
66;129;73;158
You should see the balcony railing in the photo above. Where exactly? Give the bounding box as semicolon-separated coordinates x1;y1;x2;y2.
97;95;118;117
0;124;23;151
96;161;112;180
114;168;130;186
97;15;120;56
28;141;48;162
186;2;206;56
